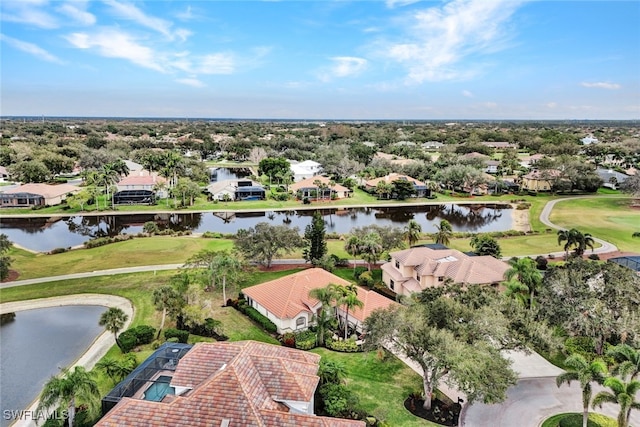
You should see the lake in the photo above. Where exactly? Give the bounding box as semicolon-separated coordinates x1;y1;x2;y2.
0;204;513;253
0;306;107;427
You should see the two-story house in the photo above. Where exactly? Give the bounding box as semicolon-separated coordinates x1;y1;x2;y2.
381;247;509;297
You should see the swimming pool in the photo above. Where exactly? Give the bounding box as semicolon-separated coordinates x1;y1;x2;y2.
143;375;175;402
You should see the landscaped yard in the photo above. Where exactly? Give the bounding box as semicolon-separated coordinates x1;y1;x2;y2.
311;348;438;426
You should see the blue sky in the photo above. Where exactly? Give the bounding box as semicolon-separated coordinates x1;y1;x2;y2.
1;0;638;120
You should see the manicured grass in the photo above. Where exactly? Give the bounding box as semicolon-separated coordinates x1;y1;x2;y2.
311;348;438;426
549;197;640;252
448;233;591;258
541;412;616;427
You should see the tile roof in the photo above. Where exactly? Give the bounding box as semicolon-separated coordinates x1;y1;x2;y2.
117;173;166;186
289;175;349;192
242;268;351;319
389;247;508;285
98;341;364;427
348;286;400;322
4;183;80;199
364;173;426;188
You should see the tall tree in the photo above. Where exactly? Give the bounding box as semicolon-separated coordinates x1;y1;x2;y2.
556;354;607;427
0;234;13;281
434;219;453;246
592;377;640;427
96;354;138;386
359;232;383;272
392;178;416;200
505;257;542;309
364;296;518;410
99;307;128;352
344;235;361;273
303;211;327;266
308;286;337;346
557;228;595;259
152;285;180;338
37;366;100;427
470;234;502;258
338;287;363;340
235;222;304;268
404;219;422;247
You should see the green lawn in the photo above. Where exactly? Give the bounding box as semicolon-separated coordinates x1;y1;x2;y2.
311;348;438;426
540;412;616;427
549;197;640;252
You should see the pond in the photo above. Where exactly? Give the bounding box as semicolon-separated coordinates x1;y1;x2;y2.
0;305;107;427
0;204;513;253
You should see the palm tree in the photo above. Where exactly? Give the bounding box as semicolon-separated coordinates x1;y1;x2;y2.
607;344;640;380
309;286;337;346
505;257;542;309
344;235;361;273
434;219;453;246
504;278;529;307
339;288;363;340
404;219;422;247
359;232;383;272
313;179;322;200
37;366;100;427
96;354;138;385
557;228;595;259
96;163;119;209
592;377;640;427
99;307;128;352
556;354;608;427
152;285;179;338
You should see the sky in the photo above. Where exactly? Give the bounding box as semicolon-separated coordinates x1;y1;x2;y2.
1;0;639;120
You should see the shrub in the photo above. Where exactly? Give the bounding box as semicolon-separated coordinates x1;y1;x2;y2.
353;266;367;280
202;231;223;239
235;303;278;333
326;338;360;352
319;383;359;417
131;325;156;345
48;247;69;254
117;330;138;353
281;332;296;348
588;254;600;260
564;336;596;360
165;328;190;343
358;271;374;288
294;330;317;350
143;221;159;234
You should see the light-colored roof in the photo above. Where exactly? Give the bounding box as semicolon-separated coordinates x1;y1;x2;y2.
4;183;80;199
243;268;351;319
364;173;426;188
98;341;364;427
390;247;508;285
117;174;166;186
290;175;349;192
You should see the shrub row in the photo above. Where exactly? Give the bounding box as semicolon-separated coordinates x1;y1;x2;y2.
118;325;156;353
230;299;278;333
325;338;360;352
84;234;134;249
164;328;189;343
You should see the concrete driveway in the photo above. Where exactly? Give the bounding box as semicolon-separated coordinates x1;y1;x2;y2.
462;350;640;427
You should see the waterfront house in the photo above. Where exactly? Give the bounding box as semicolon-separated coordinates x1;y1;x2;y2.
363;173;429;198
290;160;322;182
116;171;168;198
206;179;266;201
242;268;397;334
381;247;508;297
290;175;351;200
98;340;364;427
0;183;80;208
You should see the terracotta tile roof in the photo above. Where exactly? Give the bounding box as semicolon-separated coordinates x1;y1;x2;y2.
242;268;351;319
117;173;166;186
98;341;364;427
4;183;80;199
389;247;508;285
348;287;400;322
290;175;349;193
364;173;426;188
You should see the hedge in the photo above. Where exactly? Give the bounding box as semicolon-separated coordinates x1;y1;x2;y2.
165;328;190;343
325;338;360;352
235;301;278;333
117;324;157;353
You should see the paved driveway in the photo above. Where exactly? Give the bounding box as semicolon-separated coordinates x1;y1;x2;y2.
462;351;640;427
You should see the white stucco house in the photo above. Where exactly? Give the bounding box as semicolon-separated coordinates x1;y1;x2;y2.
290;160;322;182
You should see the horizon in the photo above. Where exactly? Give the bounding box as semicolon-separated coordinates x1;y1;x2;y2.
1;1;639;120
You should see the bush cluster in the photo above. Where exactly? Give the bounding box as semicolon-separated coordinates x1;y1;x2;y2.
294;330;317;350
84;235;134;249
118;325;156;352
325;338;360;353
164;328;189;343
48;247;70;254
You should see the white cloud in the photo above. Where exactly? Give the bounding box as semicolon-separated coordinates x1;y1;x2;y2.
103;0;189;41
380;0;526;83
57;1;96;26
581;81;621;90
176;5;194;21
0;33;63;63
462;90;473;98
176;77;205;88
1;0;59;29
386;0;421;8
319;56;368;82
65;28;165;72
172;52;235;75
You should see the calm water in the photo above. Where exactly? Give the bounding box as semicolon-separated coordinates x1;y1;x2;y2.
0;306;106;426
0;204;512;253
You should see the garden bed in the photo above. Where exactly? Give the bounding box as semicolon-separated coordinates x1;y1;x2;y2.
404;395;461;427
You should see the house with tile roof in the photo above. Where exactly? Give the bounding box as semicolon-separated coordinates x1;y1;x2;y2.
0;183;80;207
290;175;351;200
98;340;364;427
117;171;168;197
382;247;508;297
363;173;429;198
520;169;561;192
242;268;398;334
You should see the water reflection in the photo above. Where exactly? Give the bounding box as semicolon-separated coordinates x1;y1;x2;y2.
1;204;513;253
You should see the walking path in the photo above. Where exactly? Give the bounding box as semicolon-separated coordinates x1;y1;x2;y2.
0;294;134;427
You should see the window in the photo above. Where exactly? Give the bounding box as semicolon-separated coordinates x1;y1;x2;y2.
296;317;306;328
416;272;420;280
438;276;444;282
395;260;400;269
389;279;395;291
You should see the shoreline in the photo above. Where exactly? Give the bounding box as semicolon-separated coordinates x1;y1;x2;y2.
0;295;134;427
